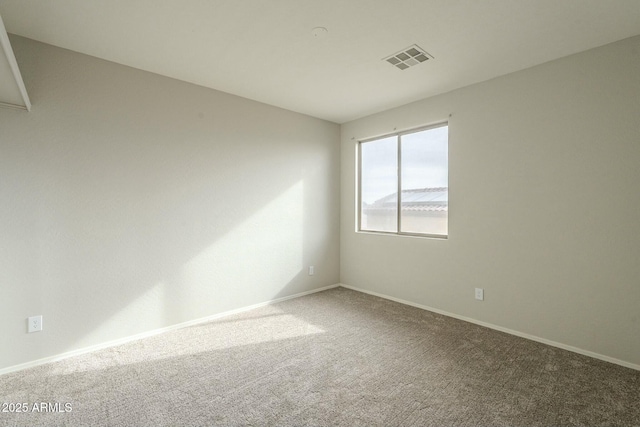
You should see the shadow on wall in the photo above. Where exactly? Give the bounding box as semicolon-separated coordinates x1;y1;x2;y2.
0;35;339;368
85;179;308;349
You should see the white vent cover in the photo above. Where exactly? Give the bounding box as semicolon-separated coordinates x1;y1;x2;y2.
384;45;433;70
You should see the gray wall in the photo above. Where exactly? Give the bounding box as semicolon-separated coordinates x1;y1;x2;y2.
341;36;640;367
3;33;639;372
0;36;340;370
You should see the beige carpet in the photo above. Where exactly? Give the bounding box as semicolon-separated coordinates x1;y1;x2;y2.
1;287;638;426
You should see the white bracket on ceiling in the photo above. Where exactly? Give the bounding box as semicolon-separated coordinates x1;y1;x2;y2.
0;13;31;111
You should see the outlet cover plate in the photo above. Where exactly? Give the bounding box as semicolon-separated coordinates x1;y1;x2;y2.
28;315;43;333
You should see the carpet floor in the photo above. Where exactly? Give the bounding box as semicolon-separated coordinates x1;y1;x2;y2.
0;287;638;426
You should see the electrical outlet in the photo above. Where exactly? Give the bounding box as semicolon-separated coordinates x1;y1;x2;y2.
475;288;484;301
28;315;43;333
308;266;314;276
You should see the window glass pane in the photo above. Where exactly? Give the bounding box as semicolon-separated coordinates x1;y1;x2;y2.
360;136;398;232
400;125;448;235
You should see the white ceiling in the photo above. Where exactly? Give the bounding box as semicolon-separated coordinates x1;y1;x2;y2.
1;0;639;123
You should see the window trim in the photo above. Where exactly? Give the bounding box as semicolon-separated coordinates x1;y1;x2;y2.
357;121;449;239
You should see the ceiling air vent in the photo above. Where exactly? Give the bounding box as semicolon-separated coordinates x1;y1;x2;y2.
384;45;433;70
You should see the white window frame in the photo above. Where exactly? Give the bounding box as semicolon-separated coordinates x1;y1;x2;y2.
357;122;449;239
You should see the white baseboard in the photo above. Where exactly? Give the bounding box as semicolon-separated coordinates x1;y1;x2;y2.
338;283;640;372
0;284;340;377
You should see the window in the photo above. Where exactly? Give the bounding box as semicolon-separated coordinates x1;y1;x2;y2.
358;123;448;238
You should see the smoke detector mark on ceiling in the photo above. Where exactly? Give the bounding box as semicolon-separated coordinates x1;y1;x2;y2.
311;27;328;38
384;45;433;70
